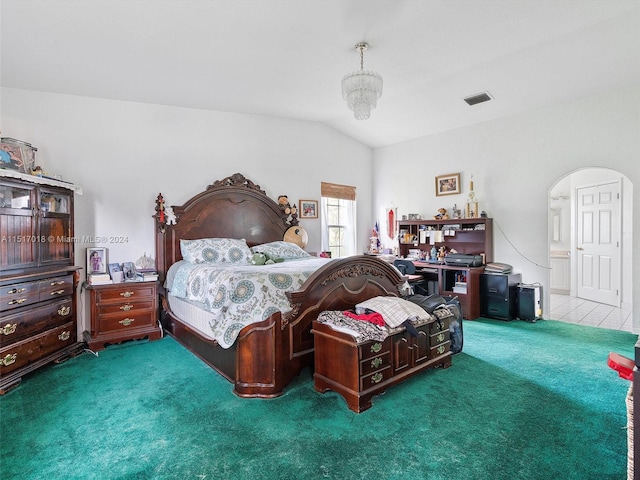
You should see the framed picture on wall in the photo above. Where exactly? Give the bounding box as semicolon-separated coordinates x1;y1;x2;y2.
299;199;318;219
87;247;108;275
435;173;461;196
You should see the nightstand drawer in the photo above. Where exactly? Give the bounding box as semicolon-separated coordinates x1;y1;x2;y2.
0;298;73;347
95;284;156;303
0;321;75;375
97;299;155;316
97;311;157;334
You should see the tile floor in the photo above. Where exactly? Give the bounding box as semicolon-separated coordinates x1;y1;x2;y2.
549;293;634;333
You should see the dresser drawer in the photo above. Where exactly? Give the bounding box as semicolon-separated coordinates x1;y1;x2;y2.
360;365;392;391
97;311;157;334
430;329;450;347
0;298;73;347
97;299;155;316
0;321;75;375
39;274;74;301
359;351;391;376
95;284;156;303
429;342;450;360
429;317;450;335
359;337;391;361
0;281;40;312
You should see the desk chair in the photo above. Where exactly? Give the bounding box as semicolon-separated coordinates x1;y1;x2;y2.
393;259;427;295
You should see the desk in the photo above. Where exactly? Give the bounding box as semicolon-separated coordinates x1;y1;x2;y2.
413;262;484;320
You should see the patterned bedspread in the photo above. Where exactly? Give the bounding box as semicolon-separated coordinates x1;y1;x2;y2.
170;258;330;348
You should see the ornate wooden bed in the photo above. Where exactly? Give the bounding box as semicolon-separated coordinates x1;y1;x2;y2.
154;173;404;398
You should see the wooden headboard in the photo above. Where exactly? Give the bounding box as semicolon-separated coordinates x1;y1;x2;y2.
154;173;293;281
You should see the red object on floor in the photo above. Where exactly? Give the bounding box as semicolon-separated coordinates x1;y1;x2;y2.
607;352;634;381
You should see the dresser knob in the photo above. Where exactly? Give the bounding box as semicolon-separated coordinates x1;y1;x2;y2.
1;323;17;336
1;353;17;366
120;291;134;298
371;342;382;354
371;372;383;384
7;287;26;294
58;331;71;341
50;280;65;286
8;298;27;305
120;304;134;311
57;306;71;316
50;289;65;296
119;318;135;326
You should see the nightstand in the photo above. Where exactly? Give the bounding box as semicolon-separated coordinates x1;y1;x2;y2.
84;281;162;350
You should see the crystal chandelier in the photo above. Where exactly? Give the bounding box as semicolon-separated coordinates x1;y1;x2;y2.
341;42;383;120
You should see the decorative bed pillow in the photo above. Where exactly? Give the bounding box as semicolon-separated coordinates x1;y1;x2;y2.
250;241;311;260
355;296;431;328
180;238;252;264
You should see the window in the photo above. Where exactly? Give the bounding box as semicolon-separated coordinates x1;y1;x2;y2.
321;182;356;258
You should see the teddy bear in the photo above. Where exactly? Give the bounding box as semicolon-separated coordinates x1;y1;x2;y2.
434;208;449;220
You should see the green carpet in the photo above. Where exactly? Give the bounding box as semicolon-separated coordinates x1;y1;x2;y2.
1;319;635;480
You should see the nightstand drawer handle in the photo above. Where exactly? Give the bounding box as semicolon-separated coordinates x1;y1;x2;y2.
437;345;446;355
436;333;445;342
1;353;17;366
58;306;71;316
58;331;71;341
50;289;65;296
1;324;17;335
119;318;135;326
371;343;382;354
371;372;383;384
8;298;27;305
7;287;26;294
371;357;382;369
120;291;134;298
120;304;134;311
50;280;65;286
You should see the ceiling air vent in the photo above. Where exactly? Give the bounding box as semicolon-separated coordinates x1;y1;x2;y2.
464;92;492;106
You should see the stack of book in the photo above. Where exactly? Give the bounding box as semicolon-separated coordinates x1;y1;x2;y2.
136;268;159;282
452;281;467;294
88;273;112;285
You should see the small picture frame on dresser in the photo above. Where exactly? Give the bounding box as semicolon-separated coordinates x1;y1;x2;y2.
122;262;137;281
87;247;108;275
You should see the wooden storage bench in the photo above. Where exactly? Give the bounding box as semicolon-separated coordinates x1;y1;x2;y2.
311;311;452;413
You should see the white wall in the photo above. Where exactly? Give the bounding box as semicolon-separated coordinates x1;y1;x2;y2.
373;84;639;329
1;87;373;332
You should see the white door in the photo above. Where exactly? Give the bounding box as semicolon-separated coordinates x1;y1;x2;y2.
576;181;621;306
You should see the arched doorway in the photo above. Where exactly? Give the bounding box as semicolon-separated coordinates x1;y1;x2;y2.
548;168;633;331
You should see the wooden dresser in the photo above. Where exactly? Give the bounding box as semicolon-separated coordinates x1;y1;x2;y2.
85;281;162;350
0;173;82;394
312;315;452;413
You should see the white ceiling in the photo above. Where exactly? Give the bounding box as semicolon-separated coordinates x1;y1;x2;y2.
2;0;639;148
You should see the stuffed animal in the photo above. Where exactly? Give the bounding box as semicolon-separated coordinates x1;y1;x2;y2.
250;252;285;266
434;208;449;220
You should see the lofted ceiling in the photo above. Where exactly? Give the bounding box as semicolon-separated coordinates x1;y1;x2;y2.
1;0;639;148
